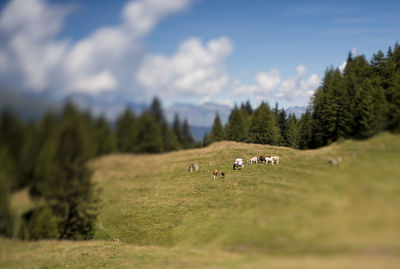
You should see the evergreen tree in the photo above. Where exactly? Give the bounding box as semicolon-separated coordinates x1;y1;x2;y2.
181;119;195;148
312;68;341;147
162;122;181;151
0;148;15;237
384;44;400;132
277;108;289;146
225;106;247;142
172;113;183;145
33;107;99;240
134;113;163;153
247;102;281;145
209;113;225;143
94;115;116;156
241;100;253;115
298;109;314;149
24;111;58;197
148;97;165;125
0;110;25;189
115;108;137;152
286;113;299;148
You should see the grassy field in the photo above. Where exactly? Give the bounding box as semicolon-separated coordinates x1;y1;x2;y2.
2;132;400;268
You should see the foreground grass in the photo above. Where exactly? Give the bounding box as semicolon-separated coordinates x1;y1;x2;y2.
1;238;400;269
2;132;400;268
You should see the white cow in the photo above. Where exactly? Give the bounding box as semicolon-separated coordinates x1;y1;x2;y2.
247;156;258;165
271;156;279;164
264;157;274;165
233;158;245;170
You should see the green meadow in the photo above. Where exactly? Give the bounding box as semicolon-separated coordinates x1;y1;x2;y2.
2;132;400;268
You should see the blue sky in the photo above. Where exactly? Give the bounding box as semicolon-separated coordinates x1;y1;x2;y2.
0;0;399;117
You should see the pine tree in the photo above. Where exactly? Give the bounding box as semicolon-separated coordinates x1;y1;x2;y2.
277;108;289;146
181;119;195;148
172;113;183;145
0;110;25;189
286;113;299;148
148;97;165;125
94;115;116;156
384;44;400;132
162;122;181;151
134;113;163;153
298;109;314;149
225;106;247;142
209;113;225;143
0;148;15;237
33;106;99;240
312;68;341;147
115;108;137;152
247;102;281;145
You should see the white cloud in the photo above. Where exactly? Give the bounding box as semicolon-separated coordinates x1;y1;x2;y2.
72;70;118;94
233;65;320;105
0;0;71;91
0;0;192;95
339;61;347;72
123;0;190;36
137;36;233;97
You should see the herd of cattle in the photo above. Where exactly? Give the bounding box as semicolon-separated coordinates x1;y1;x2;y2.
188;155;280;179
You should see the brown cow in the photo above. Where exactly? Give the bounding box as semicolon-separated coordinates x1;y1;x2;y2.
213;169;218;179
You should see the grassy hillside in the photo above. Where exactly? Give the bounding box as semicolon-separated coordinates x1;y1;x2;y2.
2;132;400;268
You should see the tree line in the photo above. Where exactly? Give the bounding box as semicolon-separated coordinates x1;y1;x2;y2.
0;97;197;240
205;43;400;149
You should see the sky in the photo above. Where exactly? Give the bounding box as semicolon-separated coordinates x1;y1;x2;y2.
0;0;399;118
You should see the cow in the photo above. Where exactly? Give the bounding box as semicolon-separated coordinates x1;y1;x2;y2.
233;158;244;170
264;156;274;165
271;156;279;164
213;169;218;179
247;156;258;165
328;157;342;166
188;162;199;172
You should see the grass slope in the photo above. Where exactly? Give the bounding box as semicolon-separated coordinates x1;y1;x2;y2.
2;132;400;268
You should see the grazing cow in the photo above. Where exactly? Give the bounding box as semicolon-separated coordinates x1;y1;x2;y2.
233;158;244;170
259;156;266;163
221;171;225;178
188;162;199;172
264;156;274;165
247;156;258;165
271;156;279;164
328;157;342;166
213;169;218;179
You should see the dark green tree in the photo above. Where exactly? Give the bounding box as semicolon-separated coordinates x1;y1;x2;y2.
0;110;25;189
134;113;163;153
94;115;116;156
286;113;299;148
0;148;15;237
298;109;314;149
115;108;137;152
33;106;99;239
148;97;165;125
181;119;195;148
209;113;225;143
225;106;247;142
247;102;281;145
172;113;183;145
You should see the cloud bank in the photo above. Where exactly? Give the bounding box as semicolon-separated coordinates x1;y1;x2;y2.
0;0;192;95
0;0;321;116
233;65;320;106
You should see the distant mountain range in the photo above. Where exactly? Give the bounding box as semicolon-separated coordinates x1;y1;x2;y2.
285;106;307;118
165;102;231;127
0;87;306;141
